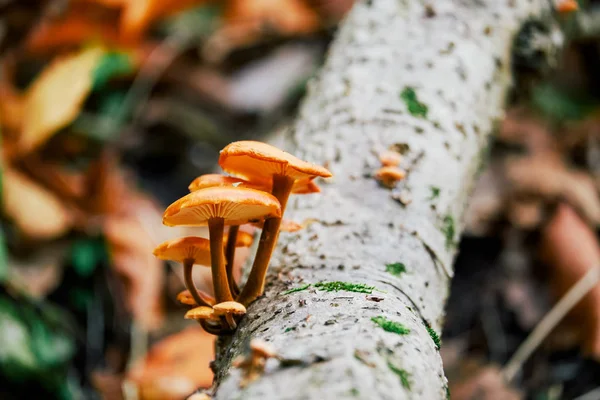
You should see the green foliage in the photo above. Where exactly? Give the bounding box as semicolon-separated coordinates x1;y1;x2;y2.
92;52;135;90
0;293;76;398
388;362;411;390
282;284;311;295
441;214;456;249
385;262;407;277
532;83;595;122
314;281;375;294
371;316;410;335
70;237;108;278
426;326;441;350
400;87;428;118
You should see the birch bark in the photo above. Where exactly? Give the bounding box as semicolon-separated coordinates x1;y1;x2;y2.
212;1;552;398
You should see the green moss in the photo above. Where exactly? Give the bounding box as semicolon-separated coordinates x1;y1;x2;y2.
371;316;410;335
388;362;411;390
429;186;440;201
385;262;407;277
441;214;456;249
284;326;296;332
349;388;360;396
445;385;451;399
400;87;428;118
314;281;375;294
426;326;441;350
282;284;311;295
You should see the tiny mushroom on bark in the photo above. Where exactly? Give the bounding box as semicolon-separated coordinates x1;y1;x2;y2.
219;141;331;306
212;301;246;330
163;186;281;304
176;290;196;306
379;150;402;167
375;166;406;188
184;305;223;335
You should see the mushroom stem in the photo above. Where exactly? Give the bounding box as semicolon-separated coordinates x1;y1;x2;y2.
199;320;223;335
183;258;215;307
237;175;294;306
208;217;234;303
224;313;237;330
225;225;240;296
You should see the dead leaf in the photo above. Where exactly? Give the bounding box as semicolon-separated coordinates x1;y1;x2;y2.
204;0;320;63
450;365;522;400
25;5;125;53
540;203;600;358
2;166;72;240
127;326;214;400
20;46;106;152
120;0;209;41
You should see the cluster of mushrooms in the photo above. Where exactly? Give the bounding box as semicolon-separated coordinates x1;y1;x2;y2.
152;141;332;335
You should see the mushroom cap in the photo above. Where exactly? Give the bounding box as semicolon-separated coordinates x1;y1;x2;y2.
176;290;196;306
379;150;402;167
375;166;406;187
212;301;246;316
153;233;253;264
219;141;332;182
189;173;319;195
162;186;281;227
250;339;276;358
188;174;269;192
185;306;218;321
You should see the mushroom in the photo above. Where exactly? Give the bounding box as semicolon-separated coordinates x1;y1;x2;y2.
212;301;246;330
154;233;254;307
219;141;331;306
375;166;406;188
162;186;281;303
176;290;196;306
379;150;402;167
153;237;217;307
184;306;223;335
251;219;303;233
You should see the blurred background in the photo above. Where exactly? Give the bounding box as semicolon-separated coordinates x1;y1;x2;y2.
0;0;599;399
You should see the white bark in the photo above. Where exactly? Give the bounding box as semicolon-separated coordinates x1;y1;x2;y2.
212;1;551;399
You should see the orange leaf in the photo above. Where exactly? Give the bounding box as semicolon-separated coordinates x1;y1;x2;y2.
120;0;209;41
540;204;600;357
127;326;214;400
20;46;106;152
2;167;72;240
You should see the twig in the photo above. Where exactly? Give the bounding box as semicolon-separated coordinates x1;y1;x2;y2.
502;265;600;382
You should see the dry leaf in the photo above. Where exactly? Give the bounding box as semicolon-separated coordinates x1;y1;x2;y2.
2;166;72;240
20;46;106;152
450;366;522;400
120;0;209;41
540;203;600;358
127;326;214;400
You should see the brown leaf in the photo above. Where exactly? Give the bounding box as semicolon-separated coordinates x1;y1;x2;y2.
127;326;214;400
450;365;522;400
540;203;600;357
2;166;72;240
20;46;105;152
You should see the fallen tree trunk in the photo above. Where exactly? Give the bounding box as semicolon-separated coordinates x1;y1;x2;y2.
212;1;552;398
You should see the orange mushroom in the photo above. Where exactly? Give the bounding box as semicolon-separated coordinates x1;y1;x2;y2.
375;166;406;188
162;186;281;303
379;150;402;167
219;141;331;305
213;301;246;330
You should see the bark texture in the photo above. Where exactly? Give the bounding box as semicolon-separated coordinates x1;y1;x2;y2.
213;1;551;399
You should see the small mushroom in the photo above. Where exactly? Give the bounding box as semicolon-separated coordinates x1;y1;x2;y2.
153;237;216;307
184;306;223;335
379;150;402;167
163;186;281;303
556;0;578;14
375;166;406;188
213;301;246;330
251;219;303;233
250;339;277;359
219;141;331;306
176;290;196;306
232;339;278;387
